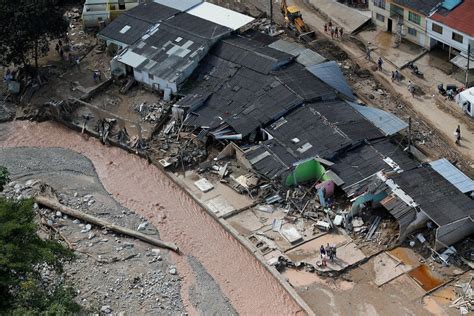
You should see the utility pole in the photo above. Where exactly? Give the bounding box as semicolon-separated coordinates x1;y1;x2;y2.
407;117;412;154
269;0;273;26
465;43;471;87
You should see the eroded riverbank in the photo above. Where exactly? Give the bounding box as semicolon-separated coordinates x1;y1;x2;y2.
0;121;303;315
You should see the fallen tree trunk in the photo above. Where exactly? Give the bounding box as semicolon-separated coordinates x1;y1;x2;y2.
35;196;179;253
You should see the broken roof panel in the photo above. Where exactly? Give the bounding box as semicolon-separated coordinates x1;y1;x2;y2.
152;0;203;12
390;166;474;226
268;40;327;67
348;102;409;136
430;158;474;194
306;61;355;101
186;2;255;30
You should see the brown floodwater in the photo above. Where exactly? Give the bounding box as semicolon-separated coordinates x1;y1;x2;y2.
0;121;303;315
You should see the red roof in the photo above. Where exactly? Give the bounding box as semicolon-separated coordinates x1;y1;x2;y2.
431;1;474;37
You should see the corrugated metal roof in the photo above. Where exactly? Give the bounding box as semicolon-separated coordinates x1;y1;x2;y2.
306;61;355;101
430;158;474;194
186;2;254;30
118;50;147;67
152;0;203;12
431;0;474;37
268;39;326;67
348;102;408;136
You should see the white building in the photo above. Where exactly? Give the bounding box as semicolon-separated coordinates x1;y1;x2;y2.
426;0;474;76
82;0;139;28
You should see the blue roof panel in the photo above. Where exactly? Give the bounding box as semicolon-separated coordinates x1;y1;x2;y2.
430;158;474;194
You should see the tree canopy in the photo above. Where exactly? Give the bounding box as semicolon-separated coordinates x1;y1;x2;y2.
0;166;80;313
0;0;69;69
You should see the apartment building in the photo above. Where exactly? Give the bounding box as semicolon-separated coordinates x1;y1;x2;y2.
369;0;441;49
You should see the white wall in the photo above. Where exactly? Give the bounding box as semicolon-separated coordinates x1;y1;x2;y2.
427;18;474;53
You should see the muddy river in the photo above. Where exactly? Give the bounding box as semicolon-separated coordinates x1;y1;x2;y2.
0;121;302;315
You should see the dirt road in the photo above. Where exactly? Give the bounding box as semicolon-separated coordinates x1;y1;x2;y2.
0;121;303;315
292;0;474;168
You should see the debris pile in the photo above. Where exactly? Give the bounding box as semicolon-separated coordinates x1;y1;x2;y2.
451;277;473;314
134;101;170;124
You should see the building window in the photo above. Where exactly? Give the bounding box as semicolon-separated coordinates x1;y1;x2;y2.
432;23;443;34
118;0;125;10
408;27;417;36
452;32;463;43
373;0;385;9
148;73;154;80
408;12;421;25
376;13;385;22
391;4;404;18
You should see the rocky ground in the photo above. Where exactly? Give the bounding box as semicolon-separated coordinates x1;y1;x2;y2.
0;147;235;315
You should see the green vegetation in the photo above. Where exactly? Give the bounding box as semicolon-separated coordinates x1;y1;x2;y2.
0;166;8;191
0;167;80;314
0;0;69;70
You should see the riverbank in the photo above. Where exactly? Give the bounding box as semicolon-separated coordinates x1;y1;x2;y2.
0;120;304;315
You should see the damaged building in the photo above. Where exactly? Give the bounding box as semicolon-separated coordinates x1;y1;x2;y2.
95;1;474;254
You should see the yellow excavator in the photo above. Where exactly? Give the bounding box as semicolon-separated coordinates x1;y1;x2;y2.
280;0;314;38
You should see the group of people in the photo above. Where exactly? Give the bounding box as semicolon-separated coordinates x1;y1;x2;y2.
391;70;401;82
324;21;343;40
319;243;337;267
55;39;80;70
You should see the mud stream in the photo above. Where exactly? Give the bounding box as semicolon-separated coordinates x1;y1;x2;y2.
0;121;302;315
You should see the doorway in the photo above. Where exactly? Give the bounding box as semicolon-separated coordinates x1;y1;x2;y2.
387;18;393;32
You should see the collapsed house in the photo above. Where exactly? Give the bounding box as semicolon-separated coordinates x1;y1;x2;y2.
95;1;473;253
368;164;474;251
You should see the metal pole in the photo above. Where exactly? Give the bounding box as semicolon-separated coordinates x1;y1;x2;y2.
466;43;471;87
270;0;273;25
408;117;412;153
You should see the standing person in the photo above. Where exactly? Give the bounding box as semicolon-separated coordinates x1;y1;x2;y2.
328;20;333;30
330;26;335;39
55;43;60;55
339;27;344;39
455;125;461;145
408;81;415;97
377;57;383;71
395;70;401;82
58;39;63;48
366;47;371;61
59;47;64;60
335;26;339;38
75;57;81;71
331;244;337;260
320;245;326;258
391;71;395;82
324;23;328;33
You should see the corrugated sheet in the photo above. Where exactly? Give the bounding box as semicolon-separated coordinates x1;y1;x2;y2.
186;2;254;30
390;166;474;226
152;0;203;12
430;158;474;194
348;102;408;136
306;61;355;101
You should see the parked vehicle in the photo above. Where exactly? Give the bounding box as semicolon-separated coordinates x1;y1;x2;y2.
407;62;424;78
